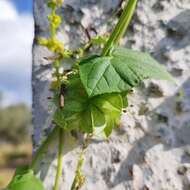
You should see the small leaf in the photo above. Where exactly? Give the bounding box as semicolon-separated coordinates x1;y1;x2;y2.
93;94;123;137
104;115;115;137
6;167;45;190
91;106;106;128
79;47;173;97
79;110;93;133
93;93;123;114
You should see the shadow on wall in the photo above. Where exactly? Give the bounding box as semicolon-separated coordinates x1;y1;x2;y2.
154;9;190;60
109;9;190;189
34;130;82;181
111;77;190;188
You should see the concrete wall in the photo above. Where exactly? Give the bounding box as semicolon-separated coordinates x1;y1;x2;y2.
32;0;190;189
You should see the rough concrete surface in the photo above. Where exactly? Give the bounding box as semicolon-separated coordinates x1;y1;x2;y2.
32;0;190;189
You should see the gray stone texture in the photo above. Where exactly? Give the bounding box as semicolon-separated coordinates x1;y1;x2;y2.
32;0;190;189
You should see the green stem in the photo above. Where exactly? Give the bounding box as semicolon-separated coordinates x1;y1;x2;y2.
53;128;64;190
70;153;84;190
101;0;138;56
70;135;91;190
31;126;59;170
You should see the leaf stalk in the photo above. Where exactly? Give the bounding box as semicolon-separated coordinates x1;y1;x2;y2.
53;128;64;190
70;135;91;190
101;0;138;56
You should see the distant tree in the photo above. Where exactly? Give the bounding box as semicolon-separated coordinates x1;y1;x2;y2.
0;104;31;144
0;92;3;107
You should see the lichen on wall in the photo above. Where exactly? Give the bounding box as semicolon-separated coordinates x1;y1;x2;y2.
32;0;190;189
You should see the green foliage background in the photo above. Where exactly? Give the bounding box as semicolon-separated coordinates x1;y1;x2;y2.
0;102;32;188
0;104;31;144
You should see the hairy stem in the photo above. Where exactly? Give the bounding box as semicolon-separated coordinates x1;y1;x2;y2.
53;128;64;190
70;135;91;190
31;126;59;170
101;0;138;56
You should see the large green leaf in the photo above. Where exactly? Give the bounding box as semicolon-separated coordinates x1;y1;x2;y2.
6;167;45;190
79;47;173;97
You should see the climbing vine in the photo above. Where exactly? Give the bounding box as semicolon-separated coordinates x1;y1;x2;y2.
5;0;173;190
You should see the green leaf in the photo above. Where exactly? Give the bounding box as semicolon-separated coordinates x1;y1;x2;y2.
79;110;93;133
112;47;173;80
121;92;128;107
92;93;123;137
79;47;173;97
104;114;115;137
61;74;89;113
91;106;106;128
6;167;45;190
53;74;89;132
54;108;67;128
53;74;123;135
92;93;123;114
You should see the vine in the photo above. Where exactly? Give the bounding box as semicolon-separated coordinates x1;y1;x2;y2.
71;134;91;190
5;0;173;190
53;128;64;190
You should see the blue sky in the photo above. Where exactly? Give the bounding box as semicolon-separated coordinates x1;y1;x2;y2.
10;0;33;13
0;0;33;106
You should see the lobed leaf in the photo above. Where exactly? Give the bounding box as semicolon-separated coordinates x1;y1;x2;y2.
79;47;173;97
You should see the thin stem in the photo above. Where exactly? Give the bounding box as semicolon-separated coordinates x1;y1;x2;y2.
70;135;91;190
31;126;59;170
101;0;138;56
53;128;64;190
70;153;84;190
